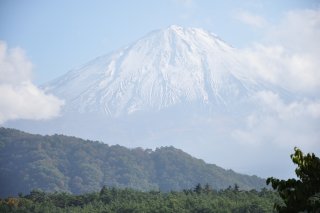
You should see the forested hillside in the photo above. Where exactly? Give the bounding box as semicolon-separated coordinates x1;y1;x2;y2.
0;128;266;197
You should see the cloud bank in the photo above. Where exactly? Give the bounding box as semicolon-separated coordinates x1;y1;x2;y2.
0;41;64;124
241;9;320;95
230;9;320;173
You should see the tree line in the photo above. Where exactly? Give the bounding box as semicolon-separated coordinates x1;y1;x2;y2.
0;184;279;213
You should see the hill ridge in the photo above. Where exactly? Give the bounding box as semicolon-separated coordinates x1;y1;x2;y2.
0;127;266;197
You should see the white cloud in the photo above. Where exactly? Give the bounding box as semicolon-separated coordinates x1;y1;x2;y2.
241;9;320;95
0;41;64;124
230;10;320;178
242;43;320;95
266;9;320;54
232;90;320;152
235;10;267;28
253;91;320;120
0;41;33;84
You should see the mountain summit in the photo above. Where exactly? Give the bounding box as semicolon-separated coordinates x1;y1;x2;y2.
45;25;260;116
7;26;291;177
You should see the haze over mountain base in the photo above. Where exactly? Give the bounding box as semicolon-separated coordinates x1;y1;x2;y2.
5;25;319;179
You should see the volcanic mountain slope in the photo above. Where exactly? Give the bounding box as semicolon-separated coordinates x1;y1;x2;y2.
44;25;265;116
6;26;294;178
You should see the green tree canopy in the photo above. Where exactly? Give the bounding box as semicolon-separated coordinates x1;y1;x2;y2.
267;147;320;212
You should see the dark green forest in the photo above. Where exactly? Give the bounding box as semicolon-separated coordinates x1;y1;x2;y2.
0;127;266;198
0;184;280;212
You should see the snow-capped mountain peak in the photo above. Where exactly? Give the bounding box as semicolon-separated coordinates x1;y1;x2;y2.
45;25;260;116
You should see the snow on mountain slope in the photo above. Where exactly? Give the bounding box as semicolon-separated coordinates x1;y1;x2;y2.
7;25;308;180
44;25;263;116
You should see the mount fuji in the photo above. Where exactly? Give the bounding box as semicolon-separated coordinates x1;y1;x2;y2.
6;25;293;177
44;25;267;116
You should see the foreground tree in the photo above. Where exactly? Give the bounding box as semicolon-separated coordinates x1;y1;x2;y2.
267;147;320;212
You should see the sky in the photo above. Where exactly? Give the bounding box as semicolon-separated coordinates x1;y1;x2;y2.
0;0;320;179
0;0;318;84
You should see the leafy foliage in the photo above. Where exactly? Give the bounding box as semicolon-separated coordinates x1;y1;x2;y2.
0;127;267;197
267;147;320;212
0;185;279;213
